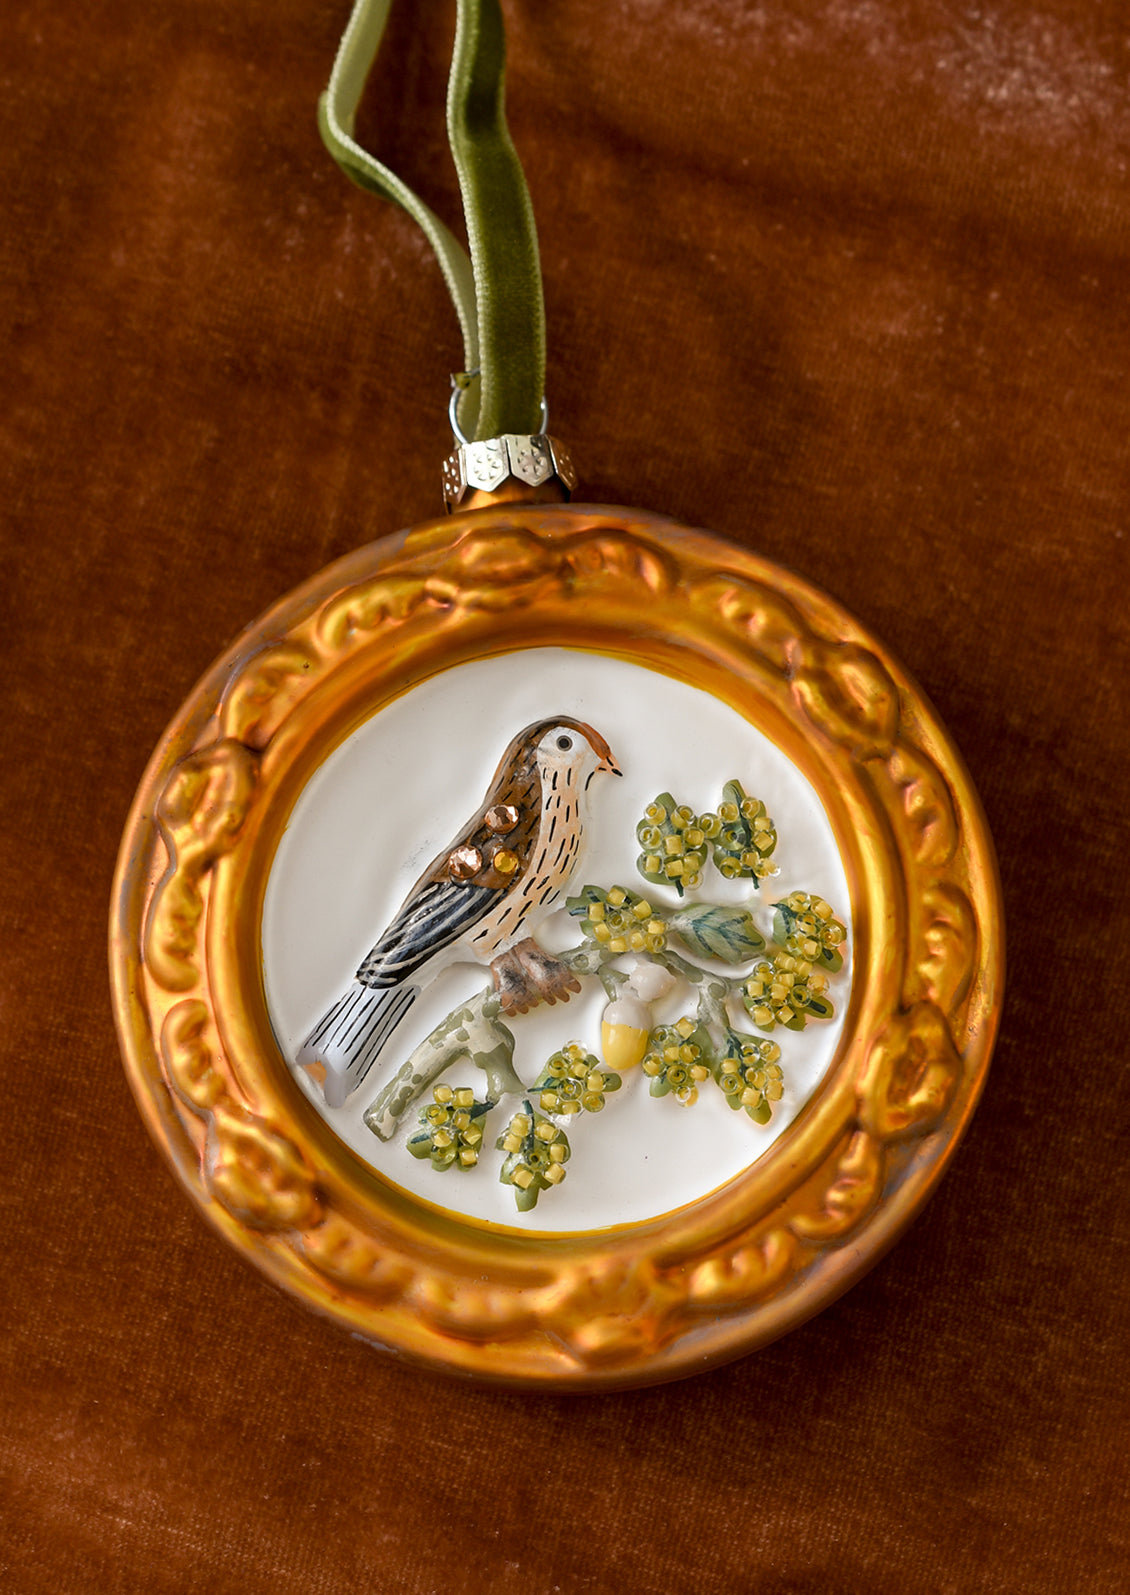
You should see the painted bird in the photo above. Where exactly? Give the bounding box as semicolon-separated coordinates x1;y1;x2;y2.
296;717;621;1107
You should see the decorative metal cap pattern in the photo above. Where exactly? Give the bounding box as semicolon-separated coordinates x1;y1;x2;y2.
442;434;577;511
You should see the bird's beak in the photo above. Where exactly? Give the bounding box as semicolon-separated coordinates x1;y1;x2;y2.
601;754;622;777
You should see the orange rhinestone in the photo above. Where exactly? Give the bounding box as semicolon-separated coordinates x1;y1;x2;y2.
447;844;483;880
485;803;520;833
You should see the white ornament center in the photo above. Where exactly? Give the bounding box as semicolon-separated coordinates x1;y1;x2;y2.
262;649;852;1234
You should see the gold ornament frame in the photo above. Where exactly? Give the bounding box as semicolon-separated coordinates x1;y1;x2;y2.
110;505;1002;1389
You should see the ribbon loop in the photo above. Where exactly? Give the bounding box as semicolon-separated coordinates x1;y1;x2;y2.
319;0;546;442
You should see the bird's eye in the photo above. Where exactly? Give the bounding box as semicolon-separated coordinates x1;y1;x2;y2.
556;734;573;751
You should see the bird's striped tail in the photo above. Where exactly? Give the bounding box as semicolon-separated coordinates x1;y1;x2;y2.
295;982;419;1109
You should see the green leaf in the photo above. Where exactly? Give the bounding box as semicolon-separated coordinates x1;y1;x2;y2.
407;1132;434;1159
669;903;766;964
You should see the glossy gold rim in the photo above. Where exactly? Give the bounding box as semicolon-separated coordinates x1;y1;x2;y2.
110;504;1002;1388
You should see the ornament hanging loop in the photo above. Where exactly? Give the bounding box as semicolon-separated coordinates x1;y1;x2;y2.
448;377;546;448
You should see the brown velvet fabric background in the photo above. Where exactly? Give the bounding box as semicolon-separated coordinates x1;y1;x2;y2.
2;1;1127;1590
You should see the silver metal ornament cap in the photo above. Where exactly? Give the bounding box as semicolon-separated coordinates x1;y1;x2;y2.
442;433;578;512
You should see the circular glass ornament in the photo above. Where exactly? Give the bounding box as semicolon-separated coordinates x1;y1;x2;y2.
110;502;1002;1389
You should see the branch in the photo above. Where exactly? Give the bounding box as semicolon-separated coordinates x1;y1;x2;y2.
361;937;739;1142
363;987;524;1141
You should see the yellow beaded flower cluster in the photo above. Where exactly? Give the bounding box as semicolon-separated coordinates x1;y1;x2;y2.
533;1043;621;1115
743;950;833;1032
710;782;778;883
641;1017;712;1105
576;885;668;955
636;796;709;894
716;1038;785;1122
773;891;846;964
495;1107;571;1211
407;1085;490;1171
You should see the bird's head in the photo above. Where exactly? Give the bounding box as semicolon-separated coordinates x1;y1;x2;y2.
532;718;621;789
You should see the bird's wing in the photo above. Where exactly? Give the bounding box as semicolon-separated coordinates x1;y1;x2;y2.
356;879;497;988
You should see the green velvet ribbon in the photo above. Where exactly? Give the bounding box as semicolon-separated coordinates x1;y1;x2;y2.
319;0;546;442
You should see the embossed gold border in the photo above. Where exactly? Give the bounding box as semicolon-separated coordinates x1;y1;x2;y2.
110;505;1002;1388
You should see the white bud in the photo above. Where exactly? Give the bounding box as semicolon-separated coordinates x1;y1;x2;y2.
625;959;675;1002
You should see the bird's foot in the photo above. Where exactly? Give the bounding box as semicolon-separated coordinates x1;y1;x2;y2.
491;939;583;1016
